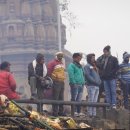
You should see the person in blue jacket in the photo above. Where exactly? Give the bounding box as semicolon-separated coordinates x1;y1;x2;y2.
84;53;101;117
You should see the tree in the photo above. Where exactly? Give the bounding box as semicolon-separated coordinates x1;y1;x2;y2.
59;0;77;34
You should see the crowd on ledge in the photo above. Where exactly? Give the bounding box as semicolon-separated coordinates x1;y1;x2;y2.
0;45;130;117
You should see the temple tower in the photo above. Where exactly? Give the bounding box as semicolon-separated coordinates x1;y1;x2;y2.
0;0;71;93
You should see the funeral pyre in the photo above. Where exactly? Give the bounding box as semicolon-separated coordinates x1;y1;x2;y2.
0;95;91;130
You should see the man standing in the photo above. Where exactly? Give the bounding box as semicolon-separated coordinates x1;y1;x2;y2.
67;53;85;116
47;52;65;116
84;53;101;117
28;53;47;100
97;45;119;108
118;52;130;109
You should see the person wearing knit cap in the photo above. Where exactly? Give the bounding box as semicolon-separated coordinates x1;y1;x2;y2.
97;45;119;109
28;53;47;100
103;45;111;52
47;51;65;116
118;52;130;109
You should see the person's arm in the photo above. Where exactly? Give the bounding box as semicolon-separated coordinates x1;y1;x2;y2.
96;56;104;69
67;64;76;85
117;64;122;79
112;57;119;77
84;66;99;85
117;65;127;85
28;63;35;77
8;73;16;91
47;61;54;77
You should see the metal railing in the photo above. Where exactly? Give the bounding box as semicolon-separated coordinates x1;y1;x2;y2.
14;99;110;118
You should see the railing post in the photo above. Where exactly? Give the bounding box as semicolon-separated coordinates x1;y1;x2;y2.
103;107;106;119
71;105;75;117
37;102;42;113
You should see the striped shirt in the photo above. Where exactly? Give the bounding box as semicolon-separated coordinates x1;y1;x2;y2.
118;62;130;83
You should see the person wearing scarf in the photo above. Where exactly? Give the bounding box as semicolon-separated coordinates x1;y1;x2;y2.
84;53;101;117
28;53;47;100
47;52;65;117
67;53;85;116
97;45;119;109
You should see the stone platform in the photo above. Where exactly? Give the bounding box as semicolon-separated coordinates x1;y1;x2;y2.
73;108;130;130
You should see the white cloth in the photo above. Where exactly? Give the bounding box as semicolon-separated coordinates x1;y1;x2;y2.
55;51;63;56
32;60;47;77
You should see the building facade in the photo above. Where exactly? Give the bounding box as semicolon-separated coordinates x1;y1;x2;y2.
0;0;71;75
0;0;71;94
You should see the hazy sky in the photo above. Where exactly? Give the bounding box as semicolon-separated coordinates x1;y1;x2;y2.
64;0;130;62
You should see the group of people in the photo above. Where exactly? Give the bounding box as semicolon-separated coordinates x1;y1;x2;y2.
68;45;130;117
0;45;130;118
97;45;130;111
28;52;65;117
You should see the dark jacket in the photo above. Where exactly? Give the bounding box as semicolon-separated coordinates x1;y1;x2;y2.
28;62;43;81
97;55;119;80
84;63;101;86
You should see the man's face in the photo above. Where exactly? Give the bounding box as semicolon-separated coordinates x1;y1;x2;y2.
74;56;82;63
57;54;63;61
103;50;110;57
124;57;129;63
39;58;44;64
91;56;95;63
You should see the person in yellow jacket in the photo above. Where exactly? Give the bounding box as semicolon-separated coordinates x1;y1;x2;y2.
47;52;66;116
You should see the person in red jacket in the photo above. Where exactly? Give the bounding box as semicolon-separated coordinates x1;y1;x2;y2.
47;52;66;116
0;61;20;99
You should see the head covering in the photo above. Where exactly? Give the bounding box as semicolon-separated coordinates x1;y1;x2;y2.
103;45;111;52
123;52;130;59
55;51;64;56
55;51;64;60
55;51;65;68
36;53;44;62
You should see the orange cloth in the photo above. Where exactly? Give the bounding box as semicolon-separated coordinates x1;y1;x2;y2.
0;71;20;99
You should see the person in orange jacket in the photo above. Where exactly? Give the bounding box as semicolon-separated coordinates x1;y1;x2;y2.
0;61;20;99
